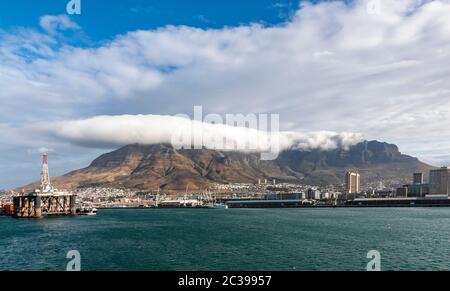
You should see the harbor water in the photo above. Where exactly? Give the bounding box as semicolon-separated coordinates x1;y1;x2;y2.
1;208;449;271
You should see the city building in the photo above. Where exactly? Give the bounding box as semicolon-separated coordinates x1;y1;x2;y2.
305;188;321;200
413;173;424;184
321;192;331;200
429;167;450;195
396;187;408;197
397;173;429;198
345;172;360;194
405;183;429;197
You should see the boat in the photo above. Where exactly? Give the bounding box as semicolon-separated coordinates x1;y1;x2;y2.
77;207;98;216
207;204;228;209
203;189;228;209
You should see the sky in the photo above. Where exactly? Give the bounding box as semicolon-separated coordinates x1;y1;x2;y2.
1;0;450;189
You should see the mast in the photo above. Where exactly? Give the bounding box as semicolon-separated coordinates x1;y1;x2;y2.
40;153;51;191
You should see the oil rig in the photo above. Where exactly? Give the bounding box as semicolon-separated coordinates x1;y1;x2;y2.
13;153;76;218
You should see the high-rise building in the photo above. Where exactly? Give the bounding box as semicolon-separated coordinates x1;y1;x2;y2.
429;167;450;195
413;173;423;185
345;172;360;194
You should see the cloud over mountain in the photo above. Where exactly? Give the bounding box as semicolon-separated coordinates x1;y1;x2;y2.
39;114;363;158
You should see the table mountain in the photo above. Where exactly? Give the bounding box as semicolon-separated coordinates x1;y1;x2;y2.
45;140;432;192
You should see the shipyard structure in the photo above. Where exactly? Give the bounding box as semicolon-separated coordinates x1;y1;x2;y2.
13;153;76;218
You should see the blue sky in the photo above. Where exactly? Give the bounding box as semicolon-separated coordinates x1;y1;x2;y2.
1;0;450;189
0;0;303;40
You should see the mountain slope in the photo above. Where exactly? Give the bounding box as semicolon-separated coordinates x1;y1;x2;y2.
47;140;432;191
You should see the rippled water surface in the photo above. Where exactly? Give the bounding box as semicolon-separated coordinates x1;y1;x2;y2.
1;208;449;270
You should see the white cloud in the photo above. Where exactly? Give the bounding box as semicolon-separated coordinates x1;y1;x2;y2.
37;114;363;154
39;15;80;35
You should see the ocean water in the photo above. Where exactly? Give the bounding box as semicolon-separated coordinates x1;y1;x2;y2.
1;208;449;271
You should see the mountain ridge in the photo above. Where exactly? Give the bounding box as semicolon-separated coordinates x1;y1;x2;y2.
29;140;432;192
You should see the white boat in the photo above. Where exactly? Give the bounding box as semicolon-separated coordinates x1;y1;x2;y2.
87;208;98;215
207;204;228;209
77;207;98;216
